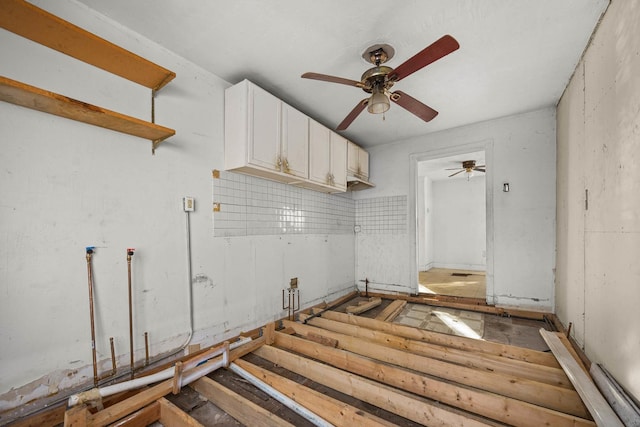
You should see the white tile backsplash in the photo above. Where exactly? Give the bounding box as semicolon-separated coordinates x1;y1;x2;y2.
355;195;407;235
213;171;354;237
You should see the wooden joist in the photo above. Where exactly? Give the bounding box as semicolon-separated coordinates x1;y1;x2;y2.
55;294;599;427
110;401;161;427
234;358;397;427
191;376;293;427
299;313;571;388
64;337;265;427
254;344;495;427
282;320;588;417
363;291;549;320
320;309;560;367
305;331;338;347
374;299;406;321
345;297;381;314
272;330;595;427
158;398;203;427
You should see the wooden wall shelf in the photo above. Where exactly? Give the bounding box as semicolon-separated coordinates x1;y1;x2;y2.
0;76;175;149
0;0;175;91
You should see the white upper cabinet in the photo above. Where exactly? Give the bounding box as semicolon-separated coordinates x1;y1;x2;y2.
225;80;308;182
225;79;365;193
306;120;347;192
347;141;369;179
281;103;309;179
308;119;331;185
330;132;347;192
247;82;281;171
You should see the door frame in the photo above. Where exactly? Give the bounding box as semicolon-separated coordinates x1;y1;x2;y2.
408;139;495;303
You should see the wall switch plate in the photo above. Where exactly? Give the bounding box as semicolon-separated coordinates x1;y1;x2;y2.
290;277;298;288
183;197;195;212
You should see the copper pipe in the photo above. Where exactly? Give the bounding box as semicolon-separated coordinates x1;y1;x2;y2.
85;247;99;387
282;288;300;321
98;337;117;381
127;248;135;379
144;332;149;366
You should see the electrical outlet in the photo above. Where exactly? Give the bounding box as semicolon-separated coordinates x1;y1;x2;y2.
290;277;298;288
183;197;195;212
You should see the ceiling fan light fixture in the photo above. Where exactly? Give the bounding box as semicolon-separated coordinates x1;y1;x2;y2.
367;87;390;114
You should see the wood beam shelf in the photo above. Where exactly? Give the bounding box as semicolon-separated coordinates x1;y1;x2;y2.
0;0;175;91
0;76;175;148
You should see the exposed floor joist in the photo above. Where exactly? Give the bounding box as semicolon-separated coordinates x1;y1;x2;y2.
50;295;602;426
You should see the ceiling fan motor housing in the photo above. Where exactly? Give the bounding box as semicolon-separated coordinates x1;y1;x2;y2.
462;160;476;171
361;66;394;93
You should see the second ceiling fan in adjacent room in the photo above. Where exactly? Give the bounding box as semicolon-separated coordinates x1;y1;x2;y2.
446;160;486;180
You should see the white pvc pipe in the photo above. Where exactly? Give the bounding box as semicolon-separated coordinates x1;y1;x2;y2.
68;337;250;406
228;362;333;427
590;363;640;426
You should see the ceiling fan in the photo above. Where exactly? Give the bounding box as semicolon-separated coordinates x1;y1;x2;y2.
446;160;485;179
301;35;459;130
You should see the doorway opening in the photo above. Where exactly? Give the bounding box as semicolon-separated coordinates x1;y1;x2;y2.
413;148;491;301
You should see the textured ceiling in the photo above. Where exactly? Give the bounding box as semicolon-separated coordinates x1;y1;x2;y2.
71;0;608;148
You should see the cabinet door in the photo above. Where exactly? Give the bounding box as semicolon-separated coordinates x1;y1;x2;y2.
330;132;347;191
309;120;331;185
248;84;281;171
359;148;369;179
347;141;360;175
282;104;309;179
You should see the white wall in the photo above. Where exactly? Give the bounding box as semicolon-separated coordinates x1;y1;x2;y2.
0;0;354;412
432;177;486;270
354;108;556;309
556;0;640;401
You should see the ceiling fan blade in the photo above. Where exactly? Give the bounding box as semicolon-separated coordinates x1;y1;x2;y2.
336;99;368;130
390;91;438;122
301;72;363;88
475;168;486;172
448;170;465;178
388;35;460;82
445;168;463;170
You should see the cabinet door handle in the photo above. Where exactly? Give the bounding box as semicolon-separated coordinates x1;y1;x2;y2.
282;158;290;174
276;156;282;170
